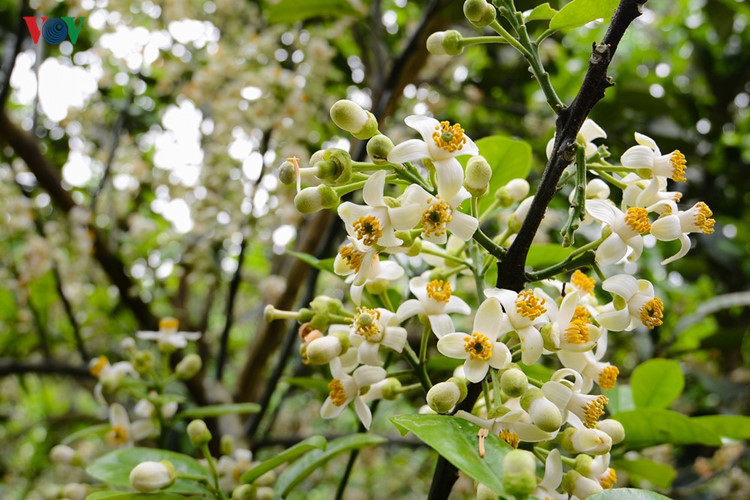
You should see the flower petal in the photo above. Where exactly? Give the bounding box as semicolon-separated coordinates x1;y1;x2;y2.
437;332;470;359
662;233;691;265
354;397;373;430
463;358;489;383
634;131;659;153
446;210;478;241
382;327;407;352
580;119;607;142
320;398;348;419
396;299;424;323
621;144;656;169
489;342;511;370
428;314;455;339
353;365;387;387
586;199;618;227
405;115;440;140
363;170;386;207
389;203;423;230
602;274;638;299
518;326;544;365
444;295;471;316
434;159;464;201
597;307;631;332
387;139;430;164
357;341;383;366
473;297;503;340
595;233;628;265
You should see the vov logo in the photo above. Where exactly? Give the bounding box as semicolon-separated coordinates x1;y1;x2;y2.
24;17;86;45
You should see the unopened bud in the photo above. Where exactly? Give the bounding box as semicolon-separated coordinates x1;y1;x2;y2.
294;186;325;214
255;469;277;487
426;381;462;414
220;435;235;457
596;419;625;445
176;354;202;380
278;160;297;185
231;484;255;500
406;238;423;256
465;155;492;196
476;482;499;500
62;483;87;500
426;30;463;56
520;388;562;432
133;350;154;374
330;100;378;140
574;454;595;476
570;427;612;455
187;419;212;447
447;376;468;403
367;135;394;164
380;378;403;400
502;449;537;497
463;0;496;27
256;487;274;500
306;336;343;365
316;149;352;185
586;178;610;199
500;367;528;397
562;470;603;498
507;196;533;232
129;460;176;492
50;444;81;466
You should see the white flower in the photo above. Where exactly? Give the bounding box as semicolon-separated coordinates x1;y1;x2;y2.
484;288;548;365
570;427;613;455
396;274;471;338
543;290;600;353
136;318;201;351
338;170;422;249
597;274;664;331
586;199;651;264
333;236;378;287
648;200;715;264
402;183;478;244
89;355;137;404
586;453;618;489
330;307;407;366
348;257;404;305
533;449;569;500
542;369;608;430
320;357;386;429
620;132;687;182
106;403;156;447
129;461;175;492
457;407;557;446
217;449;253;492
557;350;619;393
621;174;682;212
547;118;606;159
437;298;511;383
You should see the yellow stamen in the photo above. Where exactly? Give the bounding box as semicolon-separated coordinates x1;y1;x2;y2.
426;279;452;303
499;429;519;449
583;395;608;428
693;202;715;234
573;305;591;324
90;355;108;377
670;150;687;182
338;244;364;272
600;468;617;489
106;425;128;445
421;198;452;238
624;207;651;234
160;317;179;330
598;365;619;390
564;320;590;344
352;307;382;340
431;121;467;153
516;290;546;320
571;270;595;295
328;379;347;406
464;332;493;361
352;215;383;246
640;297;664;329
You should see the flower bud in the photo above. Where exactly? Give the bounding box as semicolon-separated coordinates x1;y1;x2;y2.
50;444;81;466
380;378;403;400
176;353;202;380
574;454;595;476
330;100;378;140
62;483;87;500
562;470;603;498
367;135;394;164
520;388;562;432
406;238;423;256
221;435;235;457
501;449;537;498
187;419;212;447
495;179;530;207
426;381;462;414
294;185;338;214
256;487;274;500
129;460;176;492
463;0;496;27
426;30;463;56
500;367;528;398
571;427;612;455
306;336;343;365
476;482;499;500
133;350;154;374
507;196;533;233
316;149;352;185
120;337;136;352
447;376;468;403
255;469;277;487
232;484;255;500
586;178;610;199
596;419;625;445
278;160;297;185
464;155;492;196
309;150;326;166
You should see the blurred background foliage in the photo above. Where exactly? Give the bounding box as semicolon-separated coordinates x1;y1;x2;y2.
0;0;748;498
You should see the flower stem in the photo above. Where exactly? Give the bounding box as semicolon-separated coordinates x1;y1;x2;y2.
402;343;432;391
200;444;227;499
590;167;628;190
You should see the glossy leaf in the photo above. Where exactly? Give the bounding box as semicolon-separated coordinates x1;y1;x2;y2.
391;414;512;494
613;458;676;489
267;0;360;24
241;435;327;484
526;244;575;269
285;376;332;394
526;3;558;21
175;403;260;419
604;384;635;415
630;359;684;409
274;434;386;497
692;415;750;440
613;409;722;449
549;0;619;31
287;250;336;275
589;488;673;500
86;447;210;495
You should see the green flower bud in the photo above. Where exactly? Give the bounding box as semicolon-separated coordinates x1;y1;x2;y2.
129;460;176;492
394;230;417;247
317;149;352;185
220;435;235;457
426;30;463;56
330;329;351;352
501;449;537;498
365;278;390;296
62;483;88;500
330;100;378;140
562;470;603;498
465;155;492;197
255;469;277;487
406;238;423;256
596;419;626;445
463;0;496;27
231;484;255;500
426;381;462;414
366;135;394;164
380;378;403;400
560;427;577;454
319;185;339;209
447;376;468;403
133;350;154;375
309;150;326;166
574;454;595;476
176;353;202;380
500;367;528;398
476;482;499;500
187;419;212;447
306;336;343;365
540;323;559;351
256;487;274;500
520;388;562;432
310;295;344;315
278;160;297;185
294;186;325;214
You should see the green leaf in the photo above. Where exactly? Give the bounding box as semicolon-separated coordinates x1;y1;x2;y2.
274;434;386;497
603;385;635;415
526;244;575;269
692;415;750;440
287;250;335;275
549;0;619;31
390;414;512;494
613;458;677;489
175;403;260;419
588;488;673;500
526;3;558;21
267;0;360;24
630;359;684;409
62;423;110;445
242;435;327;483
458;135;532;213
86;448;210;495
284;376;331;395
613;409;722;449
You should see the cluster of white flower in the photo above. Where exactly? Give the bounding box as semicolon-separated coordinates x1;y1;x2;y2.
273;98;715;498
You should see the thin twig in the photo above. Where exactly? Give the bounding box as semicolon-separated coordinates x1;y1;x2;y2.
0;360;93;378
90;93;132;209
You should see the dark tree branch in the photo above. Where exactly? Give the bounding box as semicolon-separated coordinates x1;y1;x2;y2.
215;237;247;381
90;93;132;209
0;360;93;378
0;0;29;111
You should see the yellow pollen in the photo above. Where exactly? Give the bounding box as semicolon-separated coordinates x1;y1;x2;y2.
693;202;715;234
499;429;519;448
328;379;348;406
640;297;664;329
426;279;452;303
571;270;596;295
624;207;651;234
600;468;617;489
516;290;546;320
670;150;687;182
573;305;591;324
107;425;128;445
564;321;590;344
159;317;179;330
338;245;364;272
431;121;467;153
90;355;108;377
464;333;493;361
672;192;683;203
598;365;619;390
352;307;382;340
421;198;452;238
352;215;383;246
583;395;608;428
